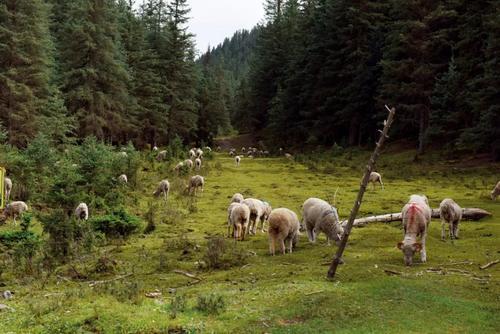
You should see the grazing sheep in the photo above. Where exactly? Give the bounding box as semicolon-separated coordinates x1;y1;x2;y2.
285;153;293;160
152;146;158;151
268;208;300;255
156;150;167;161
187;175;204;196
242;198;267;235
231;193;244;203
228;203;251;241
173;162;185;174
184;159;194;170
0;201;28;225
118;174;128;183
302;198;344;246
235;155;241;167
439;198;462;240
369;172;384;190
259;201;272;231
4;177;12;204
241;147;246;153
247;151;253;157
279;148;283;155
196;148;203;158
75;202;89;220
153;180;170;202
217;146;221;152
195;158;202;170
204;146;212;152
491;181;500;200
189;149;196;159
398;195;432;266
229;150;235;157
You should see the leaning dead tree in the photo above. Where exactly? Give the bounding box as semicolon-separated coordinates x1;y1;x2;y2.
341;208;492;227
327;105;396;279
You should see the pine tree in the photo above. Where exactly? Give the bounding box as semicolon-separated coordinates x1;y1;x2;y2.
0;0;53;146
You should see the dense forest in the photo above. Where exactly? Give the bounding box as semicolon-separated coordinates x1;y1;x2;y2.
1;0;499;158
203;0;500;158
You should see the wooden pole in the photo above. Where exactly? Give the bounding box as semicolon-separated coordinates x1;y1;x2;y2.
327;106;396;279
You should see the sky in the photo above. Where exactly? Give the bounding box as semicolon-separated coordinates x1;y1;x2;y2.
188;0;265;53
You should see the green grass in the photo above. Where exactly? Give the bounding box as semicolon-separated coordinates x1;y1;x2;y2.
1;151;499;333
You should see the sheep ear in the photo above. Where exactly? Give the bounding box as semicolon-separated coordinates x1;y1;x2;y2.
414;243;422;252
397;242;403;250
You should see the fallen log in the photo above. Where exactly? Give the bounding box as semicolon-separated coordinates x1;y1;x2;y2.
480;260;499;270
341;208;491;227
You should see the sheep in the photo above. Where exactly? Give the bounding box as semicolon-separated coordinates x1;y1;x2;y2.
229;150;236;157
152;146;159;151
173;162;185;174
259;201;272;231
187;175;204;196
216;146;222;152
235;155;241;167
398;195;432;266
118;174;128;184
228;203;251;241
75;202;89;220
0;201;28;225
439;198;462;240
241;147;246;153
153;179;170;202
268;208;301;255
246;151;253;157
189;148;196;159
4;177;12;204
196;148;203;158
231;193;244;204
302;198;344;246
156;150;167;161
369;172;384;190
195;158;202;170
204;146;212;152
242;198;268;235
491;181;500;200
184;159;194;170
285;153;293;160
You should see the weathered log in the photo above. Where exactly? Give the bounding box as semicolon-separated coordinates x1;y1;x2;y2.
341;208;492;227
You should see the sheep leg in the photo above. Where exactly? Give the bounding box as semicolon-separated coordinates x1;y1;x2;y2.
379;179;384;190
441;220;446;240
280;239;286;255
269;236;275;255
288;238;293;254
453;221;459;239
421;233;427;263
241;224;246;241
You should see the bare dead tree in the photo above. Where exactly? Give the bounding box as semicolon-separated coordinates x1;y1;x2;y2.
327;105;396;279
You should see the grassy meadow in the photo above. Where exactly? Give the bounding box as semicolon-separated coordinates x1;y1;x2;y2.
1;148;499;333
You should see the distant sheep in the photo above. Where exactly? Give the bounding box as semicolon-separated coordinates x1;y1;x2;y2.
285;153;293;160
398;195;431;266
75;202;89;220
153;179;170;202
235;155;241;167
118;174;128;183
184;159;194;170
268;208;300;255
156;150;167;161
4;177;12;204
173;162;185;174
229;150;236;157
152;146;159;151
302;198;343;246
231;193;244;204
196;148;203;158
439;198;462;240
491;181;500;200
204;146;212;152
228;203;250;241
195;158;202;170
0;201;28;225
241;147;246;153
369;172;384;190
189;149;196;159
187;175;204;196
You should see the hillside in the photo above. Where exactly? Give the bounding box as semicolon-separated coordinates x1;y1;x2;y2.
1;150;499;333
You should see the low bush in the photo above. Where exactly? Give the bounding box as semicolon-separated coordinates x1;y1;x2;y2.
201;235;249;270
196;293;226;315
90;209;141;239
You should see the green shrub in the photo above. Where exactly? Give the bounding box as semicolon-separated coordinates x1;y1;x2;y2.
169;294;187;319
202;236;249;270
90;209;141;238
196;293;226;315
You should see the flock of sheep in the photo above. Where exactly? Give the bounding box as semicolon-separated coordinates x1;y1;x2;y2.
1;145;499;267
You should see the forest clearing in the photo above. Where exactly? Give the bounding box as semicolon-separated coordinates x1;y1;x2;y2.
1;147;498;333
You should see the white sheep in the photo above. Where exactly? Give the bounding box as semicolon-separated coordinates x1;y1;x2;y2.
184;159;194;170
196;148;203;158
204;146;212;152
75;202;89;220
152;146;159;151
195;158;202;170
156;150;167;161
235;156;241;167
369;172;384;190
491;181;500;200
302;198;344;246
189;149;196;159
398;195;432;266
118;174;128;184
1;201;28;225
268;208;301;255
153;179;170;202
439;198;462;240
187;175;204;196
173;161;185;174
242;198;268;235
228;203;250;241
229;150;235;157
241;147;246;153
231;193;244;203
285;153;293;160
4;177;12;204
